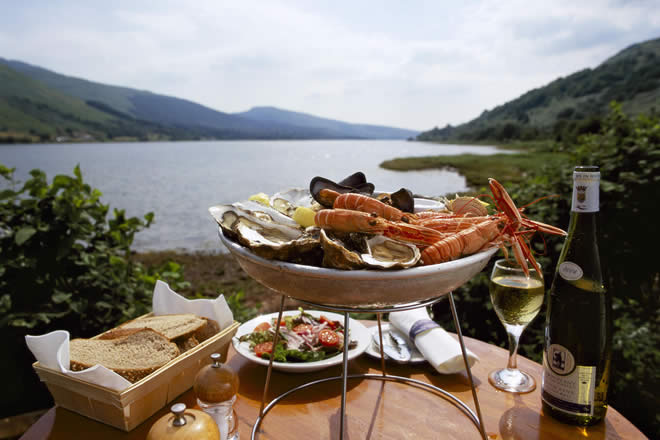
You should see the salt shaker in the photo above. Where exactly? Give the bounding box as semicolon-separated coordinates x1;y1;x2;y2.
194;353;240;440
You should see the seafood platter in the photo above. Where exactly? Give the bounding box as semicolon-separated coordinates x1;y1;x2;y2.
210;172;565;308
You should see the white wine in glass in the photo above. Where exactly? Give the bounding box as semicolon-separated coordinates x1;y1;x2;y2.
488;258;544;393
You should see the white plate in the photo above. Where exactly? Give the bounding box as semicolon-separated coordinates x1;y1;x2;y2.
364;323;426;364
232;310;371;373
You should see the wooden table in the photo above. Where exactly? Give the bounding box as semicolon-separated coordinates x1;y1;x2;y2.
20;322;646;439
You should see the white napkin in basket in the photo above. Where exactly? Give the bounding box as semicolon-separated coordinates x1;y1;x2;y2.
25;280;234;391
389;307;479;374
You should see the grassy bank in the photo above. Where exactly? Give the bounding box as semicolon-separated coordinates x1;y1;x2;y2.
381;151;567;189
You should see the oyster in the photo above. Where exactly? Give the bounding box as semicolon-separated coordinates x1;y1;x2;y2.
270;188;315;217
319;229;420;270
320;230;367;270
209;204;321;263
442;195;489;217
362;235;421;269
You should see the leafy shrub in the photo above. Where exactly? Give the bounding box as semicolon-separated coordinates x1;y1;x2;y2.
434;103;659;438
0;164;189;417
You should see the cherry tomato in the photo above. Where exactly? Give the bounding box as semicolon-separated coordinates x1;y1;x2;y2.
254;322;271;332
253;341;274;358
293;323;313;334
319;315;338;329
319;329;340;347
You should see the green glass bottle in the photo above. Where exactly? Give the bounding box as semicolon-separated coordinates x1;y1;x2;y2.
541;165;612;425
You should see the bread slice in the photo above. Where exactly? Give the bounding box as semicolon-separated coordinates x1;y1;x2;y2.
69;329;180;383
107;314;207;341
176;335;199;353
193;317;220;343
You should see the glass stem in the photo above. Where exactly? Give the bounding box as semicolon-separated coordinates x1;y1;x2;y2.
506;325;523;370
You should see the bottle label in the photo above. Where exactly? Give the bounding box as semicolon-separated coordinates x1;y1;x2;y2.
558;261;583;281
542;345;596;416
572;171;600;213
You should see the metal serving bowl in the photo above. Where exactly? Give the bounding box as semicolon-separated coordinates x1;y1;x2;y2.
219;229;497;309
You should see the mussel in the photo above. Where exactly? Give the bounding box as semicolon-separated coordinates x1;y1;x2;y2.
310;172;375;208
376;188;415;213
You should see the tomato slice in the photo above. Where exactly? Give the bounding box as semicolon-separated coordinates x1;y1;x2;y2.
319;315;338;329
254;322;271;332
319;329;340;347
254;341;274;358
293;323;313;334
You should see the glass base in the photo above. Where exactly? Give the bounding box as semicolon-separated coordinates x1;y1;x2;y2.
488;368;536;393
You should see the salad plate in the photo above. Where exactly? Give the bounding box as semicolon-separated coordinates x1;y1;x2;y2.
232;310;371;373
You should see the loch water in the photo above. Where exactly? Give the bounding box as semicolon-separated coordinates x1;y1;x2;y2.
0;139;503;252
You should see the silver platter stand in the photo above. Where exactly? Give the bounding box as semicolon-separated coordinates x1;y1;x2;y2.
251;294;488;440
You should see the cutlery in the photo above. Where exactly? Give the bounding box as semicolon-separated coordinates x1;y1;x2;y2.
372;329;412;363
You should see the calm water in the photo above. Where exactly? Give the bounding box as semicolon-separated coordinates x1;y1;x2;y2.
0;140;502;252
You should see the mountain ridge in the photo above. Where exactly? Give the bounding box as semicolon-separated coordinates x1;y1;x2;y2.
417;36;660;143
0;58;419;142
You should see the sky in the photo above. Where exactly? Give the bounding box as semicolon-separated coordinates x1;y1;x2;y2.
1;1;659;131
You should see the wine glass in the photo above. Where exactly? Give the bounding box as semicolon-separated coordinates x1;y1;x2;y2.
488;258;544;393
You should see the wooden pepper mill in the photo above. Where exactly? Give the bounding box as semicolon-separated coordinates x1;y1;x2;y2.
146;403;220;440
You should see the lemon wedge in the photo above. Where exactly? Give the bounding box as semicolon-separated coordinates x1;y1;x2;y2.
293;206;317;228
248;192;270;206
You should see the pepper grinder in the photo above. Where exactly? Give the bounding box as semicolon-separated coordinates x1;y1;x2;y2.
194;353;240;440
146;403;220;440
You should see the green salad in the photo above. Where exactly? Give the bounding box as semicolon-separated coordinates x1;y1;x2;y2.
238;308;357;363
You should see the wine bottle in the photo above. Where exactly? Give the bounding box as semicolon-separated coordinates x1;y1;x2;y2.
541;165;612;425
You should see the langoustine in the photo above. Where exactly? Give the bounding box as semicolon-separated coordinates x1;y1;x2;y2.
314;179;567;278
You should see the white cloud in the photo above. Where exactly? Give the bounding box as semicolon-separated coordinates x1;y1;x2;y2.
0;0;658;130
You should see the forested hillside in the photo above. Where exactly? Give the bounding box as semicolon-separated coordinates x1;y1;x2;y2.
0;58;418;143
418;37;660;143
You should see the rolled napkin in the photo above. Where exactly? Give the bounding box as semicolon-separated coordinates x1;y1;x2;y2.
389;307;479;374
25;280;234;391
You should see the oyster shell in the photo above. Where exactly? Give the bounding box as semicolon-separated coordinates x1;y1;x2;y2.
319;229;420;270
362;235;420;269
270;188;315;217
209;204;321;262
320;229;367;270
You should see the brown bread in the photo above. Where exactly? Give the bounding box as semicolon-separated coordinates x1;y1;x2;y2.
69;329;180;383
107;314;207;341
193;317;220;342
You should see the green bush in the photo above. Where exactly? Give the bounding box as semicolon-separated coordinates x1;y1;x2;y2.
0;164;189;417
434;103;659;438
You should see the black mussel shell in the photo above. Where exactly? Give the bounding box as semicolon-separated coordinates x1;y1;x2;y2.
338;171;375;193
310;173;375;207
390;188;415;213
338;172;366;188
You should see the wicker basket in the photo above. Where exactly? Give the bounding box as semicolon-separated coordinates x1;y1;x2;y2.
32;318;239;431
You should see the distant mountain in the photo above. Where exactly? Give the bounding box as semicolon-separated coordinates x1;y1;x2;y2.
0;59;418;142
418;37;660;143
235;106;418;139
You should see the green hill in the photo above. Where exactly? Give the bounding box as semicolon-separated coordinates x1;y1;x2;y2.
418;37;660;143
0;63;114;141
0;63;224;142
0;59;418;142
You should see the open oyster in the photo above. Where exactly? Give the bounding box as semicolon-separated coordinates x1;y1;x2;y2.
209;204;321;263
319;229;420;270
270;188;316;217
